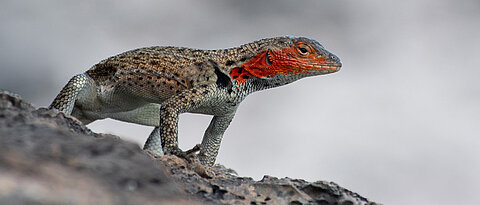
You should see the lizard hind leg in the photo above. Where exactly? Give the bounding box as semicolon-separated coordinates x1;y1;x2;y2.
49;74;96;119
144;126;164;156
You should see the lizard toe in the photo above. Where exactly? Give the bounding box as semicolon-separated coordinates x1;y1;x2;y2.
165;144;202;163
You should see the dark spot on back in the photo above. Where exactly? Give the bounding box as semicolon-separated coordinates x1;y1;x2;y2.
240;57;247;62
86;63;118;82
176;48;185;53
195;62;204;70
211;60;232;91
225;60;235;66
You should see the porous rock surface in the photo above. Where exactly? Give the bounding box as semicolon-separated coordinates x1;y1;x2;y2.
0;90;379;205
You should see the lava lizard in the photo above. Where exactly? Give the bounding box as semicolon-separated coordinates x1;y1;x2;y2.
49;36;342;166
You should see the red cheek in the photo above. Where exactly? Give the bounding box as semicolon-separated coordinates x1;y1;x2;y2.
236;51;286;79
229;48;307;84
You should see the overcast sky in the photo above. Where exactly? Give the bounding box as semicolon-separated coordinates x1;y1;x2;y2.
1;0;479;204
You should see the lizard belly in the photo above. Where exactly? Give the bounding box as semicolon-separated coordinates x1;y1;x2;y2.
107;103;161;126
73;84;164;125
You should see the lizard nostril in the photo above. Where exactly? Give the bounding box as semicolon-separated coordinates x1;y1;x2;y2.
329;54;341;65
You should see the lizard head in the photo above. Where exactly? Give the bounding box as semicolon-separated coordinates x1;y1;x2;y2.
230;36;341;85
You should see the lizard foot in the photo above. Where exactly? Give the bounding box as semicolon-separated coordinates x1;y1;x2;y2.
165;144;202;163
162;144;215;178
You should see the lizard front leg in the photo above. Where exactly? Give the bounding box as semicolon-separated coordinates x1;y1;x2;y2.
199;112;236;166
155;84;217;159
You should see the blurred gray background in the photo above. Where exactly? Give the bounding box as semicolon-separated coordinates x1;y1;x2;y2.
1;0;479;204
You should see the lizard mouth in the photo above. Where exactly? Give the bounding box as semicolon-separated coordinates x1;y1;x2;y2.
308;63;342;73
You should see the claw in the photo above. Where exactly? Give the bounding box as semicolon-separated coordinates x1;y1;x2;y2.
185;144;201;155
165;144;202;163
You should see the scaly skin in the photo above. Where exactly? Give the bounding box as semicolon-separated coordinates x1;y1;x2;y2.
49;36;342;166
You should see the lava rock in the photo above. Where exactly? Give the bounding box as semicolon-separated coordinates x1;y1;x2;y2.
0;89;379;205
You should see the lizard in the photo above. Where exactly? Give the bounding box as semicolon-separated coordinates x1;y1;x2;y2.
49;36;342;166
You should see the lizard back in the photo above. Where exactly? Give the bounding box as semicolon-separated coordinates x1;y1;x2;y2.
85;47;226;100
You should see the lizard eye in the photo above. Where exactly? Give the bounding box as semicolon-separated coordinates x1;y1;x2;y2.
296;44;312;56
298;47;308;54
